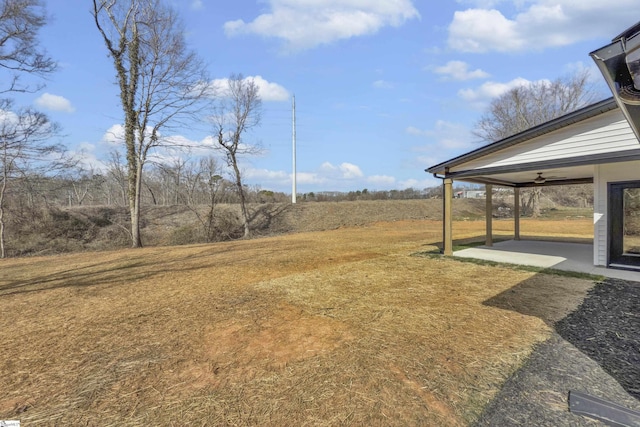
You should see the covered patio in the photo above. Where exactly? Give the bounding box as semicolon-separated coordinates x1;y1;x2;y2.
454;240;640;280
427;23;640;278
426;23;640;278
427;96;640;276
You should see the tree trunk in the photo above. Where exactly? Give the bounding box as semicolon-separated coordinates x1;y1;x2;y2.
230;153;250;238
0;168;6;259
130;160;143;247
529;188;542;218
0;146;7;258
145;181;157;205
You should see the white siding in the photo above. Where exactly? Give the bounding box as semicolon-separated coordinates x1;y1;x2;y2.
451;110;638;173
593;161;640;266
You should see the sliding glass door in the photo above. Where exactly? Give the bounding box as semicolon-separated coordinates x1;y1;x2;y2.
609;181;640;269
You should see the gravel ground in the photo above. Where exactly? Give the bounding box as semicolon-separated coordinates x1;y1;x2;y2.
475;278;640;426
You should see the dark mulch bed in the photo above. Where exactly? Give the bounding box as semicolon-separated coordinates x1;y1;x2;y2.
475;278;640;426
556;279;640;400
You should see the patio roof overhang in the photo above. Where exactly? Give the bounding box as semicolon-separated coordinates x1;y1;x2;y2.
436;150;640;188
426;98;640;187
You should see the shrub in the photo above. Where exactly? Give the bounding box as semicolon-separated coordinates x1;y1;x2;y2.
168;224;203;246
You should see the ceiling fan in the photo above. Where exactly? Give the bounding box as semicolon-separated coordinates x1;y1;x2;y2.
533;172;565;184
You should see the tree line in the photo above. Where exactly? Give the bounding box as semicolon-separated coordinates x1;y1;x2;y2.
6;165;435;210
1;0;268;255
0;0;600;257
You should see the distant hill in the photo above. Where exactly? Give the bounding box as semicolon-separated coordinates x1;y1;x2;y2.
4;199;489;256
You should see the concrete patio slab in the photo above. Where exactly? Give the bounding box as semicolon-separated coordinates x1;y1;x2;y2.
454;240;640;281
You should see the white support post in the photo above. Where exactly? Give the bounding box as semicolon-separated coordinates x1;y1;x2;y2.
486;184;493;247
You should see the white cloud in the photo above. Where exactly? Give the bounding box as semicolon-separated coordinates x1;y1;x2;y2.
448;1;640;53
0;108;18;123
245;168;290;182
34;93;75;113
99;125;215;157
230;159;437;192
146;151;184;166
252;76;290;101
455;0;508;7
242;161;394;191
70;143;107;172
373;80;395;89
319;161;364;179
341;163;364;179
0;105;59;136
190;0;203;10
194;135;216;150
406;126;429;137
457;77;535;107
432;61;490;81
448;9;521;53
224;0;420;52
101;124;125;145
296;171;323;185
168;135;197;146
210;75;289;102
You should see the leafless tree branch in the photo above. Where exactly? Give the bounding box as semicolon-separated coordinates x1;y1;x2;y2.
473;70;599;143
92;0;210;247
0;0;56;93
212;74;262;238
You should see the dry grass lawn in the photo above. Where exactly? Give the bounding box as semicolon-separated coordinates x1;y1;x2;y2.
0;218;595;425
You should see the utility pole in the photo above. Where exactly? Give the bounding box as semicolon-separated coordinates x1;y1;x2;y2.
292;94;297;203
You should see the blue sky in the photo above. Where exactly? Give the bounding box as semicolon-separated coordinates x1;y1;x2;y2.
11;0;640;193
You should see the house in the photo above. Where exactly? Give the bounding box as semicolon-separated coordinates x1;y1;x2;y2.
426;22;640;272
455;190;485;199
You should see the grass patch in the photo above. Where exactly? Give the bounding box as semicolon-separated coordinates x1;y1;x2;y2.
0;217;598;425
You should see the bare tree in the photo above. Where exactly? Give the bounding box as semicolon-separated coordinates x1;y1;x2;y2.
153;156;186;204
182;158;203;205
67;165;106;206
473;70;599;142
183;156;224;241
92;0;210;247
0;0;56;93
0;0;59;256
0;99;64;257
473;70;599;218
213;74;262;238
519;188;541;218
106;150;127;206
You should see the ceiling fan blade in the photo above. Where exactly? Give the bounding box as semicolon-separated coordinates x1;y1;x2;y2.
532;172;567;184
